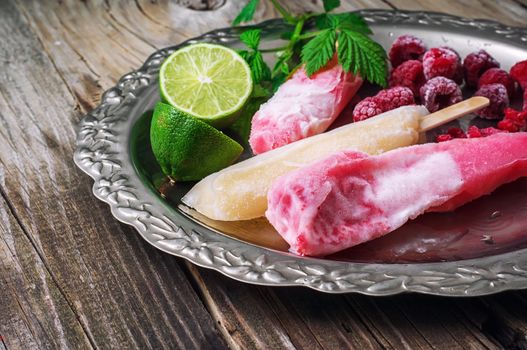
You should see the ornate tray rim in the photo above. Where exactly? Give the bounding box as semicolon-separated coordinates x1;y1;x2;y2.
74;9;527;296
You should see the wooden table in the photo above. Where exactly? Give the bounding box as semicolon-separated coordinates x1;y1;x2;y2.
1;0;527;349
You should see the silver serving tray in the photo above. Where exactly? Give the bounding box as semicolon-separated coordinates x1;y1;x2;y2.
74;10;527;296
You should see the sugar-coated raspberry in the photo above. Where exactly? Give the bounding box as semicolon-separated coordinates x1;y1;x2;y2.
389;60;426;96
463;50;500;88
352;87;415;122
510;60;527;90
478;68;516;98
440;46;464;83
419;76;462;112
474;83;509;119
389;35;427;68
436;134;453;142
422;47;463;83
375;86;415;109
352;98;383;122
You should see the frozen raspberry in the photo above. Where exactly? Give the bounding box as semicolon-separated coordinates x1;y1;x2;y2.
498;119;519;132
419;76;462;112
478;68;516;98
436;134;453;142
466;126;482;138
352;98;383;122
389;60;426;96
497;107;527;132
479;127;505;136
466;125;504;138
352;87;415;122
510;60;527;90
389;35;427;68
440;46;464;83
446;127;466;139
463;50;500;88
375;86;415;109
435;127;466;143
524;90;527;111
422;47;463;83
474;83;509;119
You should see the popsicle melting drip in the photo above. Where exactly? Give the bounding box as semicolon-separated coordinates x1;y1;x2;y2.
266;133;527;256
249;60;363;154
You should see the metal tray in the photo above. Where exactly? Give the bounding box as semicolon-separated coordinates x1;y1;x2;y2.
74;10;527;296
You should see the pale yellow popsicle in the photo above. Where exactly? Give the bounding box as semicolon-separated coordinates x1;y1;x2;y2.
181;105;427;221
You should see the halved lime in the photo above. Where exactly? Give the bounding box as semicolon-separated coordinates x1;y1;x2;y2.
159;43;253;128
150;102;243;181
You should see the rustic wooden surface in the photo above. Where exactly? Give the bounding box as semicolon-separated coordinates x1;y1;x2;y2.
1;0;527;349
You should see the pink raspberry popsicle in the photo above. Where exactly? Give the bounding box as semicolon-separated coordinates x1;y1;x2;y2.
249;60;362;154
266;133;527;256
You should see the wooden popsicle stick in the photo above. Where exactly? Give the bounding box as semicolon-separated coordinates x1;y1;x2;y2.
419;96;490;132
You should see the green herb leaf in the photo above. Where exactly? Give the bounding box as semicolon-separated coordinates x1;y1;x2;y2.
332;13;372;34
232;0;260;26
337;29;387;87
251;51;271;83
301;29;336;76
315;13;372;34
322;0;340;12
240;29;261;50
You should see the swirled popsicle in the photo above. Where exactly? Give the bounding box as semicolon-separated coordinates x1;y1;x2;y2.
182;106;425;221
266;132;527;256
181;97;488;221
249;60;362;154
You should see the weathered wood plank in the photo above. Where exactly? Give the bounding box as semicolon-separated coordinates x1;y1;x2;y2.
0;0;226;348
0;194;93;349
386;0;527;27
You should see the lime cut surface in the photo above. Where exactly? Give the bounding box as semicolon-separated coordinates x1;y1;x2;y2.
150;102;243;181
159;43;253;127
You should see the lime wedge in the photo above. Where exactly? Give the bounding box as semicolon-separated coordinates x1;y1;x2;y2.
150;102;243;181
159;43;253;128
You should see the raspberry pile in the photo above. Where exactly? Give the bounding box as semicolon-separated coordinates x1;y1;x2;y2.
389;35;427;68
352;87;414;122
419;77;462;113
463;50;500;88
368;35;526;128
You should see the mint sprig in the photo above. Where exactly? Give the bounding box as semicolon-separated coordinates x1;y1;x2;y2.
233;0;388;88
232;0;259;26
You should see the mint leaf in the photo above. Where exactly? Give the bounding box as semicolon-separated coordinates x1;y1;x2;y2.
301;29;336;76
338;29;387;87
333;13;372;34
315;13;372;35
232;0;260;26
251;51;271;83
240;29;261;50
322;0;340;12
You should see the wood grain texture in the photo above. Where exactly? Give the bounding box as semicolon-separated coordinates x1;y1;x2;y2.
1;0;527;349
1;0;225;348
